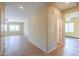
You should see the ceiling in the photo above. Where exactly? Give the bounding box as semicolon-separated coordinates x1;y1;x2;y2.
5;2;79;22
5;2;48;22
54;2;79;11
65;11;79;20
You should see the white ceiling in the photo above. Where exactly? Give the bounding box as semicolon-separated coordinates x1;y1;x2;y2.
5;2;79;22
5;2;47;22
54;2;78;11
65;11;79;19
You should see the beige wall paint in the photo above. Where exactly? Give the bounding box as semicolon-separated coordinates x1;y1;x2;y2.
29;3;64;52
28;4;48;52
48;5;57;52
48;5;63;52
65;18;79;38
24;19;29;36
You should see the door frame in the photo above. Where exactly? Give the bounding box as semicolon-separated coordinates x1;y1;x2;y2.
62;6;79;46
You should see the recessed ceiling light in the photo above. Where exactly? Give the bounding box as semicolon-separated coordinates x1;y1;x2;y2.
66;15;71;21
19;6;24;10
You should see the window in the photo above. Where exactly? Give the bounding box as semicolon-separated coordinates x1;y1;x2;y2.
65;23;68;32
65;23;74;32
15;25;19;31
69;23;74;32
5;24;7;32
9;25;15;31
9;25;20;32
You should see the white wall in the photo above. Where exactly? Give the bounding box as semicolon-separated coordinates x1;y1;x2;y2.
48;5;63;52
28;4;63;53
28;4;48;52
48;5;57;52
24;19;29;36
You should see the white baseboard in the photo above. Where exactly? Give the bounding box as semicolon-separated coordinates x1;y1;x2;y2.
47;47;57;53
65;36;79;39
24;35;58;54
28;39;47;53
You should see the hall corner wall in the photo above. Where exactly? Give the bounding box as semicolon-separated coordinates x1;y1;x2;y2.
48;4;64;52
28;4;48;52
28;3;63;53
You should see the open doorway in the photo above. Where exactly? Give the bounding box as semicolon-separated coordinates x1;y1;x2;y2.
64;11;79;55
4;3;28;56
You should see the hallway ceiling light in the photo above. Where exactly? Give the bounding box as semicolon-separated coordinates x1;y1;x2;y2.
66;15;71;21
19;6;24;10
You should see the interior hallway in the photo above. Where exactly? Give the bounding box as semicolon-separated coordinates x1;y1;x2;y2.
3;36;79;56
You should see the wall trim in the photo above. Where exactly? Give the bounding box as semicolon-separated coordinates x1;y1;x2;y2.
65;36;79;39
28;39;47;53
47;42;64;53
47;47;57;53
